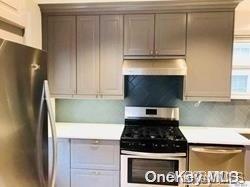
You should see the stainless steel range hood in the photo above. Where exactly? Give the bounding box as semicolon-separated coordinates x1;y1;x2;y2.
122;59;187;76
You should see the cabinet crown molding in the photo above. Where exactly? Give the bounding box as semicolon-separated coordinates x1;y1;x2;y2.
39;0;242;14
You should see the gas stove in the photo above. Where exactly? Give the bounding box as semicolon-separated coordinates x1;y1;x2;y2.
121;107;187;153
121;107;187;187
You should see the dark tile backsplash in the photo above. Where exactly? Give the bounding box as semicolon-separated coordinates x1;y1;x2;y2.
56;76;250;128
124;75;183;107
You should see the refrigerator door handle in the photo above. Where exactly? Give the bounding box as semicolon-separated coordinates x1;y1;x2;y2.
36;88;47;187
44;80;57;187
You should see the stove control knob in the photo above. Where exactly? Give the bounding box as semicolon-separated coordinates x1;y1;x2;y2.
160;144;166;148
138;143;146;147
175;144;181;148
126;142;133;147
153;143;159;148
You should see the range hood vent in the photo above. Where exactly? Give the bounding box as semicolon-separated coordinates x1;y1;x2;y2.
122;59;187;76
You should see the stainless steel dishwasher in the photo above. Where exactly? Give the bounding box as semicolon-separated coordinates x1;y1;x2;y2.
189;146;245;187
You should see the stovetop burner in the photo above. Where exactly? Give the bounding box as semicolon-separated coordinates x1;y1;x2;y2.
122;125;185;141
121;107;187;153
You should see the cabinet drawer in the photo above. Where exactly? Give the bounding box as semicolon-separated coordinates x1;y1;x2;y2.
71;169;119;187
71;139;120;170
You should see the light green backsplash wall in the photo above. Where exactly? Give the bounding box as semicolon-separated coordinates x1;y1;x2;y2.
56;99;125;124
56;99;250;128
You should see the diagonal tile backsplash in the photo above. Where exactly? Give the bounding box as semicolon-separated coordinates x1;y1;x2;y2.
124;75;183;107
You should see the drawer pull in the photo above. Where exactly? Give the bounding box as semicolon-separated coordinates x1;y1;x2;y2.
92;171;101;175
93;140;100;144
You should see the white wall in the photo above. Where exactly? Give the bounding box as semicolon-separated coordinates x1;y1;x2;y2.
0;0;42;49
23;0;42;49
235;0;250;36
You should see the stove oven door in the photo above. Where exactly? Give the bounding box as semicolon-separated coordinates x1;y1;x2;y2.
121;151;187;187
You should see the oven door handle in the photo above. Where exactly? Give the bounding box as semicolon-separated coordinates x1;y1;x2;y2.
121;150;186;157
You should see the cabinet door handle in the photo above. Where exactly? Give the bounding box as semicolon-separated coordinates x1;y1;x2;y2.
191;147;242;154
92;171;101;175
93;140;100;144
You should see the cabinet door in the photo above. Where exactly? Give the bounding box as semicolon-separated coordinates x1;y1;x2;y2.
155;14;186;56
124;14;154;56
185;12;234;101
77;16;99;95
49;139;70;187
71;169;119;187
47;16;76;95
100;15;123;96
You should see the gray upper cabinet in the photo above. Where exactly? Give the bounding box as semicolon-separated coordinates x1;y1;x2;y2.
155;14;186;56
47;16;76;95
100;15;123;96
77;16;99;96
124;14;154;56
124;14;186;58
185;12;234;101
46;15;123;99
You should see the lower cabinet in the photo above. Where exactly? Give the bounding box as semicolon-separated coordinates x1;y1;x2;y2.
52;138;120;187
71;169;119;187
70;139;120;187
71;139;120;170
49;138;71;187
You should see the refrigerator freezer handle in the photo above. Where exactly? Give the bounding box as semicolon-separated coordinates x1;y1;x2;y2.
44;80;57;187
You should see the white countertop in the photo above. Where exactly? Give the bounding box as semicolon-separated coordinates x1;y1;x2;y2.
180;126;250;146
54;122;124;140
53;122;250;145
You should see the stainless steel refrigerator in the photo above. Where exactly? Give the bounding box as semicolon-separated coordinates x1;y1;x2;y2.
0;39;56;187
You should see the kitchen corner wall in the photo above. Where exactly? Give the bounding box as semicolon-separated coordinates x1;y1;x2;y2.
56;76;250;128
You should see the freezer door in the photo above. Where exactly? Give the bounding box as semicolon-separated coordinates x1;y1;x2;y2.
0;40;48;187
